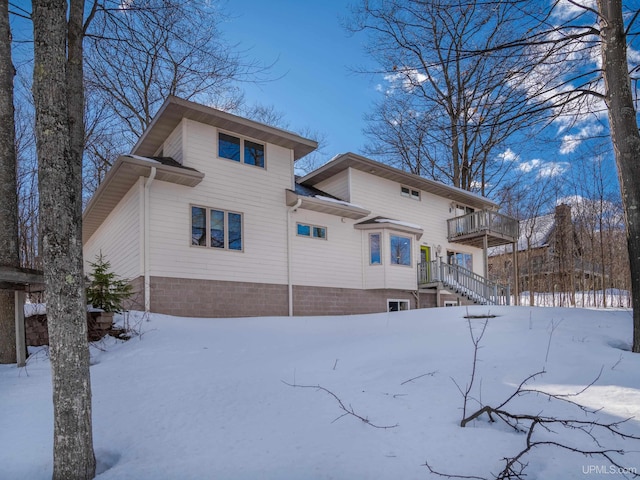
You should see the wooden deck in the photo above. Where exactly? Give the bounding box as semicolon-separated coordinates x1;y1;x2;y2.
447;210;519;248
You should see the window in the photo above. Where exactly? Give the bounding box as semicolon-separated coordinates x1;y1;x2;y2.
244;140;265;167
218;132;265;168
369;233;381;265
218;133;240;162
401;185;420;200
447;251;473;271
444;300;459;307
297;222;327;239
390;235;411;266
191;205;243;251
388;299;410;312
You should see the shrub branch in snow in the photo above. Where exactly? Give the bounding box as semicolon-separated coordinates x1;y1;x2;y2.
282;380;399;429
451;316;489;423
428;316;640;480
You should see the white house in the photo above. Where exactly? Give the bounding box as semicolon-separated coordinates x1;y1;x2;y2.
82;96;518;317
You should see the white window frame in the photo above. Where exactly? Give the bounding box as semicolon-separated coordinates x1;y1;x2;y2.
444;300;459;307
190;204;244;251
387;299;410;312
369;232;382;265
401;185;421;201
217;130;266;168
296;222;327;240
390;234;412;266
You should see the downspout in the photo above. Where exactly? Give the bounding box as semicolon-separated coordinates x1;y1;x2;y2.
287;198;302;316
144;167;156;313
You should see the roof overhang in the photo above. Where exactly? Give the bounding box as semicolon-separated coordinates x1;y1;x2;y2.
133;96;318;160
83;155;204;243
355;217;424;240
299;152;499;211
286;189;371;220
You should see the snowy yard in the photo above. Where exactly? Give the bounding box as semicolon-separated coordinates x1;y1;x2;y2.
1;305;639;479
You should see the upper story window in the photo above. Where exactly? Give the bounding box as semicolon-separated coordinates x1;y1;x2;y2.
297;222;327;239
192;205;243;251
218;132;265;168
401;185;420;201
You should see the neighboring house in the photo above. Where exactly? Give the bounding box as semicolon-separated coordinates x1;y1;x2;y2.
488;204;604;303
82;96;518;317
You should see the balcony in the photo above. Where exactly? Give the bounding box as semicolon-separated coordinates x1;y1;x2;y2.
447;210;519;249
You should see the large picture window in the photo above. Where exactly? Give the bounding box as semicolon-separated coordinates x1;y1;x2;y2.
191;205;243;251
390;235;411;266
218;132;265;168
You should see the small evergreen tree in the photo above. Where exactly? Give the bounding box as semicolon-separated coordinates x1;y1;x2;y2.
86;252;132;312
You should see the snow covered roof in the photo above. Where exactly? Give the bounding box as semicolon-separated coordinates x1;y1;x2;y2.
488;211;559;256
286;184;371;220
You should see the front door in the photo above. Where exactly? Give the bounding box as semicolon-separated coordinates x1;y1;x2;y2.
420;246;431;282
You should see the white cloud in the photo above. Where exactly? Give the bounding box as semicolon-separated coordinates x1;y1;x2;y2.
554;0;597;20
538;161;570;178
498;148;519;162
559;124;604;154
517;159;569;179
518;159;541;173
383;68;429;94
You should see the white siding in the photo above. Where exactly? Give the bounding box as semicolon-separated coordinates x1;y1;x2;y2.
290;210;362;288
162;121;184;163
348;168;484;279
83;181;142;281
314;169;351;201
147;119;293;284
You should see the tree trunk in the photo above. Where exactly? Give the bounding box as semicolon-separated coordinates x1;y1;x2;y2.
32;0;96;477
0;0;20;364
598;0;640;352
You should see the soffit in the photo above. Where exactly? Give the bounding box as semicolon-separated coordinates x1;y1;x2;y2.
82;155;204;244
132;96;318;160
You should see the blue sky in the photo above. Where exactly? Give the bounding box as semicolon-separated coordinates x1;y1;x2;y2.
220;1;378;158
219;1;621;202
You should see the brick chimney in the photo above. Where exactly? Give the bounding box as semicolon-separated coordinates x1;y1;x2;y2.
554;203;573;274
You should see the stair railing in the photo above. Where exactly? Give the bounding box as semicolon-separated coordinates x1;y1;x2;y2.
418;259;511;306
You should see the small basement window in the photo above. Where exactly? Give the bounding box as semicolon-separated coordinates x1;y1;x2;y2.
388;299;410;312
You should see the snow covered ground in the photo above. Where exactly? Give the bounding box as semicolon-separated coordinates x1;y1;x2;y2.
1;306;639;479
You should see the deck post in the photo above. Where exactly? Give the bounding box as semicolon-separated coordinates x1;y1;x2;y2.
15;290;26;367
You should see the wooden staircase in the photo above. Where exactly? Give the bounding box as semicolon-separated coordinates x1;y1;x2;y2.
418;260;511;306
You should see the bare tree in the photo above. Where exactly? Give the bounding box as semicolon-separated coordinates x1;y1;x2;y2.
597;0;640;352
81;0;271;194
0;0;20;364
32;0;95;477
348;0;553;195
489;0;640;350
